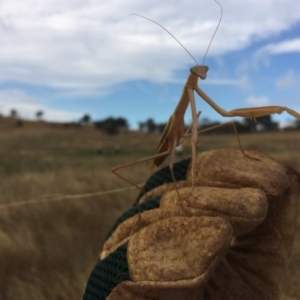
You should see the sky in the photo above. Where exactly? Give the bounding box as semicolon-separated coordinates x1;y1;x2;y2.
0;0;300;129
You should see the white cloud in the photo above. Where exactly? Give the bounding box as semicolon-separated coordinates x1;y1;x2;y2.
205;78;240;85
258;39;300;56
0;89;80;121
0;0;299;93
254;38;300;66
276;70;298;89
246;96;269;106
238;75;253;91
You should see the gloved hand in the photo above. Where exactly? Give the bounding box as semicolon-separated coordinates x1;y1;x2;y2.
83;149;300;300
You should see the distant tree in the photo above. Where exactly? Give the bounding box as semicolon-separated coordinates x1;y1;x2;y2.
145;118;156;133
201;117;212;126
243;118;258;132
256;115;278;131
80;114;91;124
115;117;128;130
102;118;119;135
36;110;44;120
243;115;278;132
94;116;128;135
10;109;18;119
295;120;300;129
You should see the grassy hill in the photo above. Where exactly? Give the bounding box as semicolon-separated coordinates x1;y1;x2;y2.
0;118;299;299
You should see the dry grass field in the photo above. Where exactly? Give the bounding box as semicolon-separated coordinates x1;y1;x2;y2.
0;120;299;299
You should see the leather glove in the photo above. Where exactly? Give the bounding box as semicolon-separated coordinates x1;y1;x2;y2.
83;149;300;300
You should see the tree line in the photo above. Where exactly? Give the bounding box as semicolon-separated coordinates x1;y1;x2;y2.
92;115;300;135
5;109;300;134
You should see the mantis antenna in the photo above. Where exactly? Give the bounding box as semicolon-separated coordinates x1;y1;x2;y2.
202;0;223;65
130;13;198;65
131;0;223;67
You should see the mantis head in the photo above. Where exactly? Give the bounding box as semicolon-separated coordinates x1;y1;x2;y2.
190;65;209;80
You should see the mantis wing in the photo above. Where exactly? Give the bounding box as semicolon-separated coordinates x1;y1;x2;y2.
152;115;175;168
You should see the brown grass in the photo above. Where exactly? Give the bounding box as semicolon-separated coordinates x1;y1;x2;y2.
0;122;299;299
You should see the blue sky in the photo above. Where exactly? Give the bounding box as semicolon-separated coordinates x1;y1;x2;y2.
0;0;299;129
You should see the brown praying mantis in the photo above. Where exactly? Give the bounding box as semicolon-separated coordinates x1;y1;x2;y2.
112;0;300;197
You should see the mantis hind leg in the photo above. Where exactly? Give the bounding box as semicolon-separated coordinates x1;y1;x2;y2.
184;121;258;161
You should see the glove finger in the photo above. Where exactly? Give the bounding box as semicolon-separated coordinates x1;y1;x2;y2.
125;216;232;298
193;149;290;196
160;186;268;236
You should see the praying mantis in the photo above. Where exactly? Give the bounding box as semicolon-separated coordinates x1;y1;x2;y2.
112;0;300;196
